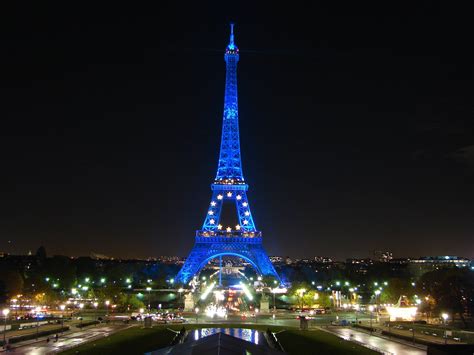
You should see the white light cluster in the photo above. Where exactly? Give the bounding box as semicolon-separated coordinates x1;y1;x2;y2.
386;306;417;321
240;282;253;301
200;282;216;300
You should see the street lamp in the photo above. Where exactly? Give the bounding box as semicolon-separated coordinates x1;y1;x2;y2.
146;287;152;311
442;313;449;344
368;305;374;335
178;288;184;308
374;290;381;314
59;305;66;334
195;307;199;323
79;303;84;327
93;302;98;325
35;306;41;340
2;309;9;346
272;288;276;313
105;300;110;315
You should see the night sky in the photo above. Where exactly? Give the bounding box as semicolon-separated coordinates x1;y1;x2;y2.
1;3;472;260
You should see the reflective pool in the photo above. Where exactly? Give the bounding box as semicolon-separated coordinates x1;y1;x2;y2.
190;328;261;344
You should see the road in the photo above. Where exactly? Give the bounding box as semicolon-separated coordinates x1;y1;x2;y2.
327;327;426;355
3;325;129;354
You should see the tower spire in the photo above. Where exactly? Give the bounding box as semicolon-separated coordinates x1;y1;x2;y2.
217;22;242;182
227;23;237;51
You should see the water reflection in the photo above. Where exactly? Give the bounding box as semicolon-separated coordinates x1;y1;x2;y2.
191;328;260;344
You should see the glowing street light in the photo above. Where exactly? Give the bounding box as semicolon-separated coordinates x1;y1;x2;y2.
2;309;10;345
146;287;152;310
442;313;449;344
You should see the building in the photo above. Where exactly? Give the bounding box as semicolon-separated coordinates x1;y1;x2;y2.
408;255;471;277
373;250;393;262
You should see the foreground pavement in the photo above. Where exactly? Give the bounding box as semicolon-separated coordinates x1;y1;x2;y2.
2;324;131;354
326;326;427;355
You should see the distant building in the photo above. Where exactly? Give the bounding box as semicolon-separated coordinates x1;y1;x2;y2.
314;256;333;263
90;252;114;260
408;255;470;277
373;250;393;262
269;256;284;264
345;258;374;274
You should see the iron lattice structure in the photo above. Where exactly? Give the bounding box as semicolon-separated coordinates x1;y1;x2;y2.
176;24;280;285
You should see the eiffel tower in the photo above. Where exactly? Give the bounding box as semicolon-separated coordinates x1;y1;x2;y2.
176;24;280;285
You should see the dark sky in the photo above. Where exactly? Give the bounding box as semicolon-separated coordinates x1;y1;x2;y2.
1;3;473;260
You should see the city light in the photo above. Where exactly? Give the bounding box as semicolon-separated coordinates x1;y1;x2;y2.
200;282;216;300
240;282;253;301
386;306;417;321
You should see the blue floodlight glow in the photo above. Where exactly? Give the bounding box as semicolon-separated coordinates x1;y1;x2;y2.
175;24;281;286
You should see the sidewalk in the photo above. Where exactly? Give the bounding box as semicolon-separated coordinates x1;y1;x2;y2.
323;326;427;355
1;323;131;354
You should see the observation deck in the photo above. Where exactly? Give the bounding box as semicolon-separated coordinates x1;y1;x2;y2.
196;230;262;241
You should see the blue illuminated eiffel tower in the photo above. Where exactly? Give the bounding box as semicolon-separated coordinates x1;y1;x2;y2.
176;24;280;285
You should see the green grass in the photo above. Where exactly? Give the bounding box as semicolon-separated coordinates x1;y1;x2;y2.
276;330;379;355
60;326;177;355
60;324;376;355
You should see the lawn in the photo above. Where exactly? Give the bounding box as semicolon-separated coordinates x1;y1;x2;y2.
60;324;376;355
60;326;177;355
276;329;379;355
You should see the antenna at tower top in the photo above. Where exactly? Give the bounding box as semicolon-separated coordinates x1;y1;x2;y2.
227;22;236;50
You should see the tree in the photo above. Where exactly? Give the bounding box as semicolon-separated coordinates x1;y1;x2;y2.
0;269;24;299
117;294;144;312
379;278;415;304
418;268;474;328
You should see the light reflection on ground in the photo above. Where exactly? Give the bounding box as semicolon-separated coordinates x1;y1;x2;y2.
191;328;260;344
